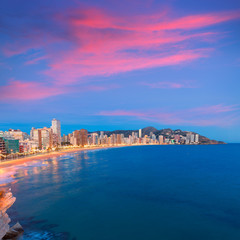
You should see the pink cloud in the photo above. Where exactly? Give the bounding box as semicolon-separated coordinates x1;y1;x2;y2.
0;80;65;100
43;9;239;85
191;104;240;114
0;79;119;101
142;11;240;31
64;8;240;31
45;49;209;85
2;7;240;97
142;80;197;89
99;104;240;127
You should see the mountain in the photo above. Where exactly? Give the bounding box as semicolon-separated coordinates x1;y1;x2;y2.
142;126;158;136
91;127;225;144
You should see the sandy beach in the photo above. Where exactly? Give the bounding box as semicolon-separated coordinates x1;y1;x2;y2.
0;145;128;168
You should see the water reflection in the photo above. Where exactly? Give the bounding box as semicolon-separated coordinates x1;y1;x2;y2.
0;151;94;188
0;151;96;240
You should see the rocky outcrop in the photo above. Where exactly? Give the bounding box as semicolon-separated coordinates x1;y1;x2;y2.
3;222;24;239
0;189;16;239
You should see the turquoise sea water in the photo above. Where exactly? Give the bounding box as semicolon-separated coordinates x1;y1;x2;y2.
3;144;240;240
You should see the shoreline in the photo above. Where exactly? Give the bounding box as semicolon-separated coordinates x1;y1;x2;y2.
0;145;128;168
0;143;226;168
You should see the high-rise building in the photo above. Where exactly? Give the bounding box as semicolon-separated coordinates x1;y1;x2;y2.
7;129;29;141
100;131;104;139
152;134;156;141
71;129;88;146
111;134;116;145
3;138;19;154
139;129;142;138
190;134;195;143
116;134;122;144
79;129;88;146
91;133;98;145
30;127;53;149
41;127;53;149
30;128;42;148
51;119;61;145
195;134;199;143
159;135;164;144
0;137;7;155
186;133;191;144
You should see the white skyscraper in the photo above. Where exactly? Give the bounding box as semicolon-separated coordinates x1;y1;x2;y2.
139;129;142;138
51;119;61;145
195;134;199;143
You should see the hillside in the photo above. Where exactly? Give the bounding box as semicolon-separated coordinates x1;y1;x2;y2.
92;127;225;144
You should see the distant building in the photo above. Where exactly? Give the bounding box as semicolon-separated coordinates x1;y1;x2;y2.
195;134;199;143
159;135;164;144
90;133;98;145
152;134;156;141
190;134;195;143
174;134;180;144
0;137;7;155
19;139;38;152
30;127;53;149
51;119;61;146
139;129;142;138
186;133;191;144
3;138;19;154
0;131;20;154
30;128;42;148
116;134;122;144
71;129;88;146
7;129;29;141
111;134;116;145
62;134;70;144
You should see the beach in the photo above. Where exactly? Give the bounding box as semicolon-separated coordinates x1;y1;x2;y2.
0;145;131;168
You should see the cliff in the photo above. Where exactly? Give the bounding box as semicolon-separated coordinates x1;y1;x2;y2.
0;189;16;239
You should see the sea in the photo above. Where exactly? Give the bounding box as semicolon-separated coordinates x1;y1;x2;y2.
1;144;240;240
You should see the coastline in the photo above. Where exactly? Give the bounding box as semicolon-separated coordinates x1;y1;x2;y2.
0;143;226;168
0;145;131;168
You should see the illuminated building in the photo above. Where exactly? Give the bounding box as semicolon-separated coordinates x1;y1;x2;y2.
159;135;164;144
30;127;53;149
3;138;19;154
19;139;38;152
89;133;98;145
6;129;29;141
71;129;88;146
0;137;7;155
139;129;142;138
195;134;199;143
51;119;61;146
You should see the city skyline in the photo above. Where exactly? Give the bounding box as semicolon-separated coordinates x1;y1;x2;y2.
1;118;216;160
0;0;240;142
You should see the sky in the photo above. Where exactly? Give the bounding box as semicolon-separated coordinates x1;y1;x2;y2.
0;0;240;142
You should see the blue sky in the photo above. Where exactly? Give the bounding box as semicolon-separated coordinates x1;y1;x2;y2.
0;0;240;142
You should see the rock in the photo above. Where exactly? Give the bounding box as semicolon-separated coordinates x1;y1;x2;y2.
0;188;20;240
3;222;24;239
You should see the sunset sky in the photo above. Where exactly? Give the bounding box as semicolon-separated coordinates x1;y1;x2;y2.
0;0;240;142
